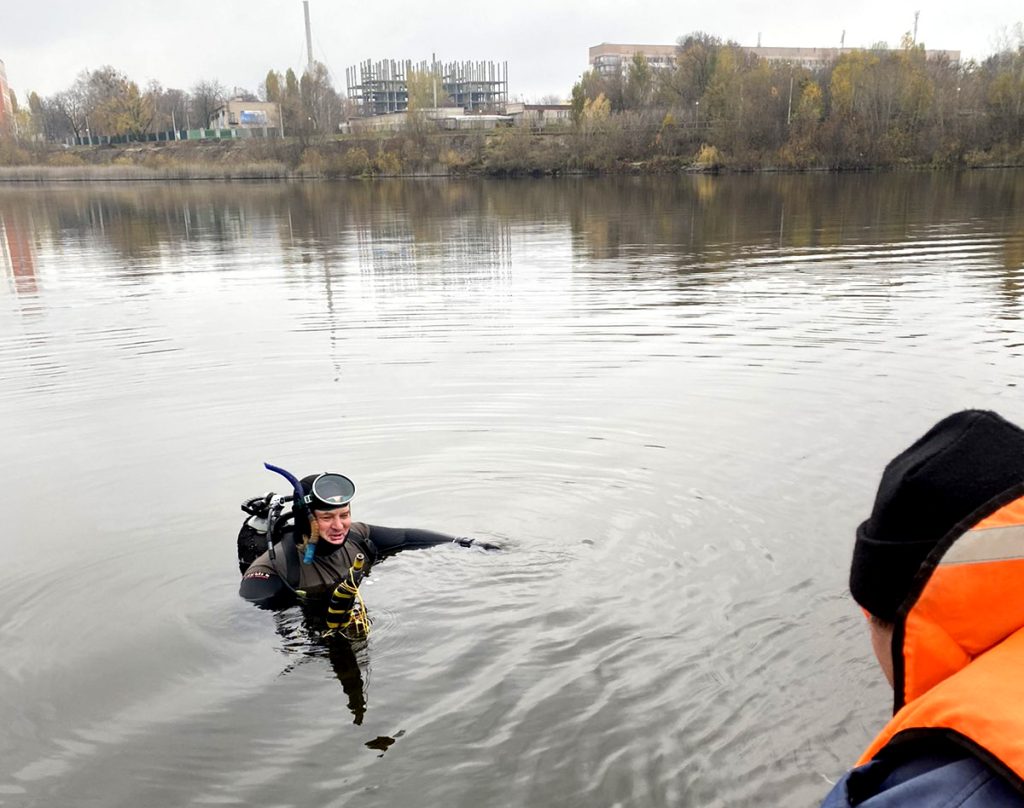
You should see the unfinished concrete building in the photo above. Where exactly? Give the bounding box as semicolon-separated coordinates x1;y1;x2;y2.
346;58;509;116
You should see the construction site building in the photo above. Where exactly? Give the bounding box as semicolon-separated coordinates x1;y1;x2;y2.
346;58;509;117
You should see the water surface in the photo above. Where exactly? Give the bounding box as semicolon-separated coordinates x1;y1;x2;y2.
1;173;1023;807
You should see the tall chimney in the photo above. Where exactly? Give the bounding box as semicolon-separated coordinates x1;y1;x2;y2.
304;1;314;72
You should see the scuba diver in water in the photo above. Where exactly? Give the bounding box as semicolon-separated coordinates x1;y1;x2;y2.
238;463;492;620
238;464;494;724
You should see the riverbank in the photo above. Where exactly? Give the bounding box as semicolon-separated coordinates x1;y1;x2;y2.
1;130;1022;182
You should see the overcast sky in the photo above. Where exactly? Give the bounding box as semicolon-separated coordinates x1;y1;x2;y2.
4;1;1022;102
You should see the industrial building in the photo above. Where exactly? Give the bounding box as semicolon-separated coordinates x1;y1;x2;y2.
346;58;509;117
588;41;961;76
207;100;281;132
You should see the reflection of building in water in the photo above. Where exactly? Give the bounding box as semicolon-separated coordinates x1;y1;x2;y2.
0;207;37;295
354;212;512;286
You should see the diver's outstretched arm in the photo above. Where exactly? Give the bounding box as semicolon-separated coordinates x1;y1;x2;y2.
367;525;499;558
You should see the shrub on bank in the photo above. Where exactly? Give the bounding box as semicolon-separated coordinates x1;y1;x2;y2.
374;150;403;175
299;148;326;177
694;144;723;169
338;147;372;177
47;152;86;168
0;139;33;166
483;129;572;176
965;142;1024;168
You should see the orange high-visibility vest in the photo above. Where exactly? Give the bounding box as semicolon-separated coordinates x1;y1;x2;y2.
857;495;1024;786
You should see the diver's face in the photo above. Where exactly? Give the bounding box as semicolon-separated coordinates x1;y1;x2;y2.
314;505;352;544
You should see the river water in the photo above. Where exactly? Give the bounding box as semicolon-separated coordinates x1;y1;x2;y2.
1;173;1022;807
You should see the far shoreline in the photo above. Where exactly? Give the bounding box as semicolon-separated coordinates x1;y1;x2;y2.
1;133;1022;184
2;162;1022;185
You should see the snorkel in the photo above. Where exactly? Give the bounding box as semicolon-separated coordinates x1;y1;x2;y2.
264;462;317;565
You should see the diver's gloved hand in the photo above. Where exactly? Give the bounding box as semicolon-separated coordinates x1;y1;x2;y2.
453;537;500;551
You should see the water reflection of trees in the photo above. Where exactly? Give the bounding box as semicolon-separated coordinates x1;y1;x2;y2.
563;172;1024;307
566;172;1024;260
2;173;1022;296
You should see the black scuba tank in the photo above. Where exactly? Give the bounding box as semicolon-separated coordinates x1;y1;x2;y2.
237;492;295;573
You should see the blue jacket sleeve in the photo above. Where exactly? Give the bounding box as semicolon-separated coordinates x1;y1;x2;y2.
820;748;1024;807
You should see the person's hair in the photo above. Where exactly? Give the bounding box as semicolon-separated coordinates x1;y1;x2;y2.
868;613;894;631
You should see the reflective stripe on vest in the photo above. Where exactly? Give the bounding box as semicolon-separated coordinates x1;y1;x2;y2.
857;494;1024;786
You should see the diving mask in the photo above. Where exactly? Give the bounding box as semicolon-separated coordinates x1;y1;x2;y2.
305;472;356;510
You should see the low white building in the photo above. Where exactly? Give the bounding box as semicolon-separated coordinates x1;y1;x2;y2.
208;100;281;131
506;103;572;128
349;108;513;132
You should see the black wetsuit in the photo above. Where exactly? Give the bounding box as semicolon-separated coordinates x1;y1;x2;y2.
239;521;475;607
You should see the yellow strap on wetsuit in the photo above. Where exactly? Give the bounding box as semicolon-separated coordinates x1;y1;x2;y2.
325;554;370;640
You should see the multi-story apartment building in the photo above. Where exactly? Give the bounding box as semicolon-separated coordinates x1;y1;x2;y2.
589;43;678;77
588;42;961;76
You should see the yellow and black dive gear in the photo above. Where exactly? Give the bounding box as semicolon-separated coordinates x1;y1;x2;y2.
325;553;370;640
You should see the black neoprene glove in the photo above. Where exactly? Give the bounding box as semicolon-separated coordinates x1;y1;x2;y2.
453;537;500;551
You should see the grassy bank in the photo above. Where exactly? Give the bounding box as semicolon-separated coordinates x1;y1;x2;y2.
1;127;1022;183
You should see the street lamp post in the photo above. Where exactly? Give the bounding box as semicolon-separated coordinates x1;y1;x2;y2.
695;100;700;128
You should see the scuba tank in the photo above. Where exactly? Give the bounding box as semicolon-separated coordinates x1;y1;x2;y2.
238;492;289;573
326;554;369;640
238;488;304;566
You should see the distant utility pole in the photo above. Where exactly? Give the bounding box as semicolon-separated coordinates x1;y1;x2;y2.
304;1;314;72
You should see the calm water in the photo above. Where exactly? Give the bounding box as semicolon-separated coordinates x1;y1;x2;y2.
1;173;1023;807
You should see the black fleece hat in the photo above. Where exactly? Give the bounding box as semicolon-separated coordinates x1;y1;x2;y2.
850;410;1024;622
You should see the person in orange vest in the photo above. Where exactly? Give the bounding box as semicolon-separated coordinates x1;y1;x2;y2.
821;409;1024;807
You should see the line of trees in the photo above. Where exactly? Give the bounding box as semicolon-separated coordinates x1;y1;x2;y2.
570;28;1024;168
7;61;350;143
18;67;216;141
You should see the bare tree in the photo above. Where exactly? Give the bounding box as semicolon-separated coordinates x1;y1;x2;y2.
190;79;226;129
49;84;88;138
147;81;189;132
